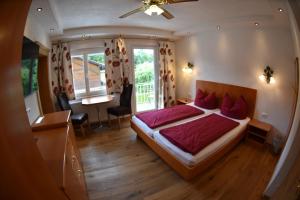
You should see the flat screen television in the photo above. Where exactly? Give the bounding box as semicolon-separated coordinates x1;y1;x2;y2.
21;37;39;97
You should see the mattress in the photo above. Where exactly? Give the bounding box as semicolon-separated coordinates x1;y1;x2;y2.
154;111;250;167
131;103;219;137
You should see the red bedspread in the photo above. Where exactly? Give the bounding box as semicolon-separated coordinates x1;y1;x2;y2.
160;114;240;155
136;105;204;129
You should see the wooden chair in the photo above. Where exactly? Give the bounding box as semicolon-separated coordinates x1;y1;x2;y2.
107;84;133;128
57;93;90;136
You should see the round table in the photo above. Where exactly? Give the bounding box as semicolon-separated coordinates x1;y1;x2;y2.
82;95;114;128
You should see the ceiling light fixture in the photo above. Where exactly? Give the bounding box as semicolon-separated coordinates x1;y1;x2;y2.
254;22;260;26
144;5;164;16
278;8;284;12
217;25;221;30
37;8;43;12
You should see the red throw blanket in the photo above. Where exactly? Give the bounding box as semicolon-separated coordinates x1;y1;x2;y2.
160;114;240;155
136;105;204;129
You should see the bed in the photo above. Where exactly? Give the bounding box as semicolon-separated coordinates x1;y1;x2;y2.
130;80;257;180
131;103;218;138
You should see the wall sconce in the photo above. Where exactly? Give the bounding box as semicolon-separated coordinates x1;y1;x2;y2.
259;66;275;84
182;62;194;73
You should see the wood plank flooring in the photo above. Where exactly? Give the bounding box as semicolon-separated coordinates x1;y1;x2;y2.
76;121;278;200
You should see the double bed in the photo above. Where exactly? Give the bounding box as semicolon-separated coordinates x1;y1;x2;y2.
131;80;257;180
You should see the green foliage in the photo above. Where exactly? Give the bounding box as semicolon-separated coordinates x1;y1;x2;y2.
32;59;38;92
134;49;154;84
135;63;154;84
21;59;31;96
88;53;105;64
134;49;154;65
21;59;38;96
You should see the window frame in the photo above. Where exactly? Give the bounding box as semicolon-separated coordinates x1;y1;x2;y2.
71;47;106;99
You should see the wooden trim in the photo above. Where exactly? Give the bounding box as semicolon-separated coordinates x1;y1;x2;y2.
38;55;55;114
0;1;68;199
289;0;300;29
131;120;247;180
286;57;299;140
36;41;50;56
196;80;257;118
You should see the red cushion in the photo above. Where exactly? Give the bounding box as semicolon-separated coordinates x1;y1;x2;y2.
195;91;218;110
194;89;206;105
221;94;248;120
221;93;233;111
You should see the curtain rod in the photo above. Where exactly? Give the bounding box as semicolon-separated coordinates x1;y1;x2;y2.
51;36;172;45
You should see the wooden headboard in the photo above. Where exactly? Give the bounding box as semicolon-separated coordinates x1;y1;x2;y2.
196;80;257;118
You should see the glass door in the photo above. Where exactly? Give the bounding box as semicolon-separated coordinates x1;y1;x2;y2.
133;48;157;112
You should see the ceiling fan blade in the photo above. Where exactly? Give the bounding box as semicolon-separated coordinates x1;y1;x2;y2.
160;7;174;19
119;7;146;18
167;0;198;4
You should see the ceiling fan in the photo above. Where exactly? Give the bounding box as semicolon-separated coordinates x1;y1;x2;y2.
119;0;199;20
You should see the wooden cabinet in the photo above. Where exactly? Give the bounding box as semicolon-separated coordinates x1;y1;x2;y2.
247;119;272;144
64;134;87;200
32;111;88;200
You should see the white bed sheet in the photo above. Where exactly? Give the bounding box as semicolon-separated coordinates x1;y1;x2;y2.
154;111;250;167
131;103;219;138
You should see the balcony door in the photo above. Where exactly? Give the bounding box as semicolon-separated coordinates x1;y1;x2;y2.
133;48;157;113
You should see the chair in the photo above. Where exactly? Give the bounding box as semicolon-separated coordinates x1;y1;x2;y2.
107;84;133;128
57;93;90;136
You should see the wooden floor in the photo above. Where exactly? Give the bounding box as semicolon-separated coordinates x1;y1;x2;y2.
76;120;278;200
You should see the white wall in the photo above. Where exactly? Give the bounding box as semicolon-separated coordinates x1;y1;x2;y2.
23;15;51;124
24;15;51;49
175;27;295;141
69;38;159;123
264;2;300;196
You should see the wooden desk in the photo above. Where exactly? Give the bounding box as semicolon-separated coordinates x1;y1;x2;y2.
82;95;114;127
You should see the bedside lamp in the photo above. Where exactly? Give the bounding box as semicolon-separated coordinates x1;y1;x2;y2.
182;62;194;73
259;66;275;84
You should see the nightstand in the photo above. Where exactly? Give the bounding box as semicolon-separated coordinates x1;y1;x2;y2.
177;98;193;105
247;119;272;144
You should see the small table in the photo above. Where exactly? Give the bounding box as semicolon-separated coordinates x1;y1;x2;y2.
82;95;114;128
177;98;193;105
247;119;272;144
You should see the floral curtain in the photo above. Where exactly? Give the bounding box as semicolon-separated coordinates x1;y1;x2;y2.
158;41;176;108
104;38;132;94
51;42;75;100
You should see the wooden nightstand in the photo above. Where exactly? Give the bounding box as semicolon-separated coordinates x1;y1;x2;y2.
177;98;193;105
247;119;272;144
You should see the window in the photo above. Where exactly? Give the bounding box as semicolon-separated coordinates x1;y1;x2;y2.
71;50;106;99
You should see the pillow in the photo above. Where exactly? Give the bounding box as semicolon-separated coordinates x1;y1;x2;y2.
195;91;218;110
221;94;248;120
194;89;206;105
221;93;233;111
